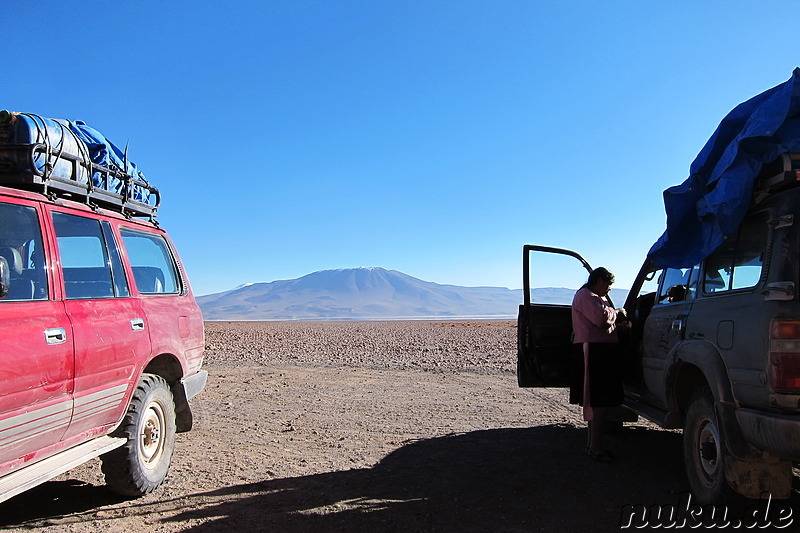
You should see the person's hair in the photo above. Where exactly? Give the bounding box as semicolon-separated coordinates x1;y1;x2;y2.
586;267;615;287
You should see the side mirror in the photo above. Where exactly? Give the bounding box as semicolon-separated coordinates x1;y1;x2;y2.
0;257;9;299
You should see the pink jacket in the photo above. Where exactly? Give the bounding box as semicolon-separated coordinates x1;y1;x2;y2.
571;287;619;344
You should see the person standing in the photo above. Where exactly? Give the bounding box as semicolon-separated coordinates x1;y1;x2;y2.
570;267;627;462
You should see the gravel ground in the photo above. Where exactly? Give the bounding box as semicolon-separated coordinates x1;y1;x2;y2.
202;320;517;374
1;321;798;532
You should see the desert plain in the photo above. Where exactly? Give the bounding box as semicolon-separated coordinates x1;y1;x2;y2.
1;320;797;532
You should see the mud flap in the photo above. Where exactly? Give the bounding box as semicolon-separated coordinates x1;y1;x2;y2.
724;454;792;499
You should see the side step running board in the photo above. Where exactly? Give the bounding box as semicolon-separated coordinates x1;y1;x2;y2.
0;435;126;504
624;397;674;427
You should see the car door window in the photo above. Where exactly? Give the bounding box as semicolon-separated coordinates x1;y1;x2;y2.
657;266;699;304
0;202;48;301
52;212;119;299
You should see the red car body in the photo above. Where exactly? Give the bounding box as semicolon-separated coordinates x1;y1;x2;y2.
0;184;205;498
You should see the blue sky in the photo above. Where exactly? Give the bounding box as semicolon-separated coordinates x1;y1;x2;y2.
5;2;800;295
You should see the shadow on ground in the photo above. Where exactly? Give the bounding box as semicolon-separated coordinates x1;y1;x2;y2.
168;425;686;532
0;479;129;525
2;424;797;532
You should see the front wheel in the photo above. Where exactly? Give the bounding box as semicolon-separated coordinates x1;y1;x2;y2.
101;374;176;497
682;387;734;505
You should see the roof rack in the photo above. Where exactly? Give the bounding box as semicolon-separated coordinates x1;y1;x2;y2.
754;152;800;204
0;111;160;219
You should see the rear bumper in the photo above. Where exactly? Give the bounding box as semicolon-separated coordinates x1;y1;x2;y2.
182;369;208;400
736;408;800;460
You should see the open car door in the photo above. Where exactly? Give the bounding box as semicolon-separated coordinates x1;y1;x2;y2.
517;245;597;387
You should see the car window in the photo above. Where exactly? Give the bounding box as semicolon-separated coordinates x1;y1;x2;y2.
120;229;180;294
102;222;130;297
640;269;662;297
52;212;123;299
0;202;48;301
703;211;768;294
731;212;768;289
657;266;699;304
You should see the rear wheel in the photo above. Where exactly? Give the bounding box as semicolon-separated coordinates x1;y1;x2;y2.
101;374;176;497
683;388;734;504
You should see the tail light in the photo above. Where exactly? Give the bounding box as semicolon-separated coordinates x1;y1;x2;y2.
769;319;800;392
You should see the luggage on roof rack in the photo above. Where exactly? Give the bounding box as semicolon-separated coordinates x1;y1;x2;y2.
753;152;800;203
0;111;160;218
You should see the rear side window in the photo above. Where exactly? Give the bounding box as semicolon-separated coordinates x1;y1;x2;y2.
53;212;128;299
120;229;180;294
0;202;48;301
703;212;769;294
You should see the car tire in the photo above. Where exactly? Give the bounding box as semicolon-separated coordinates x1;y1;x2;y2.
683;387;735;505
101;373;176;497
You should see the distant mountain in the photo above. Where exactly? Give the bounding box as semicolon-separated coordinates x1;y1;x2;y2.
529;286;630;307
196;267;630;321
198;267;524;320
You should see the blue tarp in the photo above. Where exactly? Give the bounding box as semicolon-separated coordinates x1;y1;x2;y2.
68;120;148;198
648;68;800;268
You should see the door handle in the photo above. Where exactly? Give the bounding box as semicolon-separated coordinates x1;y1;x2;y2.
671;319;684;332
45;327;67;345
131;318;145;331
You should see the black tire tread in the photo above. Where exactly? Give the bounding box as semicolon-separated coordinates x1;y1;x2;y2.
682;386;736;505
101;373;176;497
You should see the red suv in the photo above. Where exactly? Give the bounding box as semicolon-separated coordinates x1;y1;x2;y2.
0;112;206;501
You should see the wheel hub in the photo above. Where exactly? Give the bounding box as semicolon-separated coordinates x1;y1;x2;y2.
697;418;721;479
700;441;717;461
140;403;166;466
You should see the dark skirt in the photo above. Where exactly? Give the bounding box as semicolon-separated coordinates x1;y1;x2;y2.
569;342;624;408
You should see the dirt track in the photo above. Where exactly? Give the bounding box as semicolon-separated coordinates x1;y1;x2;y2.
1;321;797;532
